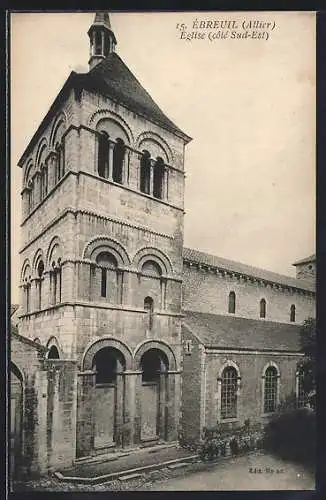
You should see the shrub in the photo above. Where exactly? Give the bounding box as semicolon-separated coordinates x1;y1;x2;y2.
197;420;263;462
263;407;315;469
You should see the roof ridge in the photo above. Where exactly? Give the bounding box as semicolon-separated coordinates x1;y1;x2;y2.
183;246;315;290
184;309;300;327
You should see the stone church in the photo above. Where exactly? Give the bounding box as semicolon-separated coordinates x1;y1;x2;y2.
10;13;315;478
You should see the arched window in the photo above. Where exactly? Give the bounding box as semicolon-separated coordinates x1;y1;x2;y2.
56;142;65;181
47;345;60;359
40;165;48;200
228;291;236;314
27;183;33;212
96;252;118;299
95;30;102;56
112;138;125;184
144;296;154;330
260;298;266;318
27;177;35;212
98;132;110;179
37;260;45;310
221;366;238;419
50;259;62;305
22;265;32;313
290;304;296;322
26;281;31;313
297;367;307;408
153;157;165;199
264;366;278;413
140;151;151;194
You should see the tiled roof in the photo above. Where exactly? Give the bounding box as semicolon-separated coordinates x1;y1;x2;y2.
18;53;191;167
79;53;192;142
183;310;302;352
292;254;316;266
183;247;315;292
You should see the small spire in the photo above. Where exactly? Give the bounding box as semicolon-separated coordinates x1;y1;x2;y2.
88;12;117;71
93;12;112;30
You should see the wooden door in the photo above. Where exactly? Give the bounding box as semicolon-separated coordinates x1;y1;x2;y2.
141;382;159;441
94;385;116;449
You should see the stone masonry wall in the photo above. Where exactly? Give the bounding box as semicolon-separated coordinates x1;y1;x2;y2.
180;327;202;444
204;351;302;429
182;264;315;324
43;359;77;472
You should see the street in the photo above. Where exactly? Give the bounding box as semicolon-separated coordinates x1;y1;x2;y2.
138;453;315;491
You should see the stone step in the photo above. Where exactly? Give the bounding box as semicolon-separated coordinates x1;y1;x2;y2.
119;473;143;482
168;462;189;470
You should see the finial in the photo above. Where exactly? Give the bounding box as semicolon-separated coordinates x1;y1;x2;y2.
88;12;117;71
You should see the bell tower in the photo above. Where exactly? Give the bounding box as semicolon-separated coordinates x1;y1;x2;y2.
18;11;192;458
88;11;117;70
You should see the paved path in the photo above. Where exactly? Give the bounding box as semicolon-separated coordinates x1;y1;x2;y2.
138;453;315;491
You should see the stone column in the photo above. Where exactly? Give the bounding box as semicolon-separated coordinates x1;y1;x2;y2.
123;148;130;185
159;372;168;440
117;270;124;304
43;271;51;309
115;368;124;447
148;160;155;196
101;30;104;55
76;371;96;459
149;160;154;196
34;172;41;206
160;278;167;310
47;153;57;192
92;30;96;56
122;372;137;447
30;278;38;311
164;167;169;200
166;372;178;441
108;141;114;180
129;151;141;191
133;371;143;445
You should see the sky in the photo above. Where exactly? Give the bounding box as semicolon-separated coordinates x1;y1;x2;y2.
10;11;316;304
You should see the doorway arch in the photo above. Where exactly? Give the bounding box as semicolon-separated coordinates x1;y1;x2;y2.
139;348;169;442
92;346;126;449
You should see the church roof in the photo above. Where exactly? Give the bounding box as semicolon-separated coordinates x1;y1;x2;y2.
183;310;302;352
80;53;192;142
183;247;315;293
18;52;191;166
292;254;316;266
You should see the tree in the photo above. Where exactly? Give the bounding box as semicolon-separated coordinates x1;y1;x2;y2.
298;317;316;409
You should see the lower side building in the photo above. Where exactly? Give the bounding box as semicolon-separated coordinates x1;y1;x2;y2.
180;310;305;444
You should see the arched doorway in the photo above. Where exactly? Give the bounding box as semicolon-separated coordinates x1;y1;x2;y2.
10;364;23;479
92;347;126;449
140;348;169;442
